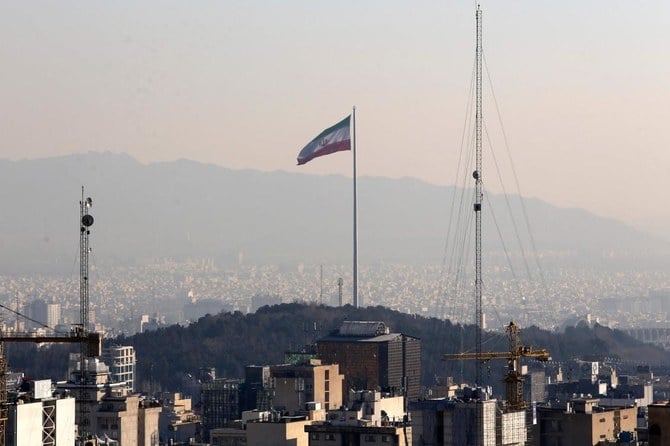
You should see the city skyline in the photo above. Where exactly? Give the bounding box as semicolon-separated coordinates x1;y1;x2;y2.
1;1;668;238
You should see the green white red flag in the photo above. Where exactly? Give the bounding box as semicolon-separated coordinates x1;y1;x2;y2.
297;115;351;165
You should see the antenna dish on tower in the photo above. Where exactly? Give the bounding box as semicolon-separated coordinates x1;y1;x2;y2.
81;214;94;227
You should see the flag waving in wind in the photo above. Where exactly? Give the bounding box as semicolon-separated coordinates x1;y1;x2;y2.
297;115;351;165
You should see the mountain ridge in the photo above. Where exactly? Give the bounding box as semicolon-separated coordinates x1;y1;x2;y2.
0;152;666;273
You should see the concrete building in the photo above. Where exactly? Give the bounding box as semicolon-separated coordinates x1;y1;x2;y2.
56;355;160;444
94;393;161;446
316;321;421;402
201;378;242;441
531;398;637;446
6;379;76;446
271;359;344;413
410;385;529;446
410;397;497;446
247;415;314;446
26;299;61;330
159;392;200;445
330;390;406;426
242;365;271;412
210;409;327;446
305;424;412;446
523;369;547;404
102;345;136;392
305;391;411;446
210;427;247;446
647;401;670;446
58;355;130;433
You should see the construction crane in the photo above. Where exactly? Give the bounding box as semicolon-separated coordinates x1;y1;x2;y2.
442;321;550;411
0;325;102;446
0;188;101;446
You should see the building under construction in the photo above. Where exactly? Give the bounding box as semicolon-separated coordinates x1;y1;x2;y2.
410;390;527;446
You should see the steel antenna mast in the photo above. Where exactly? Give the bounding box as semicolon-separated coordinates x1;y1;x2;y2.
79;188;95;438
474;4;484;388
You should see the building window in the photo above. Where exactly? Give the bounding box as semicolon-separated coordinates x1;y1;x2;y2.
599;418;606;423
311;433;320;440
325;370;330;380
325;433;336;441
365;435;377;442
381;436;391;443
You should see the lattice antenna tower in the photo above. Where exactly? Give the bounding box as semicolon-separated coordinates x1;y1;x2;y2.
79;188;94;435
474;5;484;387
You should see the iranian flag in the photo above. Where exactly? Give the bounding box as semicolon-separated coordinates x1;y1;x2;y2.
297;115;351;165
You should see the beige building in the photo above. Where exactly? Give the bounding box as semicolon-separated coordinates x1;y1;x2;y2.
210;427;247;446
271;359;344;412
532;398;637;446
305;424;411;446
56;352;161;445
306;390;412;446
159;392;200;444
95;393;161;446
247;416;314;446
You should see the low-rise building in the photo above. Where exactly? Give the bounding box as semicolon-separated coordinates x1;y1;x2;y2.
648;400;670;446
159;392;200;445
271;359;344;413
531;398;637;446
6;379;76;446
306;390;411;446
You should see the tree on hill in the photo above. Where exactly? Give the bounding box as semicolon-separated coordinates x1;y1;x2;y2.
5;303;669;394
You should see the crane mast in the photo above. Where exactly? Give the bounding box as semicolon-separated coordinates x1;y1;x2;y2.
443;322;550;411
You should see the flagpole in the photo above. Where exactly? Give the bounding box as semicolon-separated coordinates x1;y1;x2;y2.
352;106;359;308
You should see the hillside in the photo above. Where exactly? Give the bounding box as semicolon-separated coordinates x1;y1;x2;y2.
7;303;669;393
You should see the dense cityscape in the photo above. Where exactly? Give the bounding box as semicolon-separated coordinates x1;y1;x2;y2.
1;257;669;444
2;259;670;337
1;0;669;444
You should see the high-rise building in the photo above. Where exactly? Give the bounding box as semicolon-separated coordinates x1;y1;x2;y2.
26;299;61;330
102;345;137;392
316;321;421;401
242;365;272;412
201;379;242;441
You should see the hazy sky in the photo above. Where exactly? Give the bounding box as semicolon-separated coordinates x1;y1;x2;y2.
1;1;668;236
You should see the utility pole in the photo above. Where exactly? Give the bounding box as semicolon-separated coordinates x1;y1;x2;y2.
337;278;344;307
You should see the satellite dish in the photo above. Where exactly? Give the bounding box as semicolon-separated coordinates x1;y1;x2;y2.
81;214;94;227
